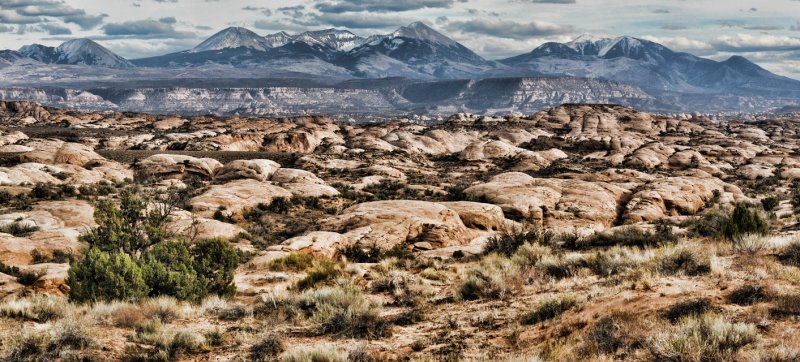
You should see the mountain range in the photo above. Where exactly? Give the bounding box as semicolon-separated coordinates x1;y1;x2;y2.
1;21;799;115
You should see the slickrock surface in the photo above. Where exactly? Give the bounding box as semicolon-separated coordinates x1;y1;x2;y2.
1;101;799;361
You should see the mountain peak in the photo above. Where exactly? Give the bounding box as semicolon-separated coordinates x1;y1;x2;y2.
33;38;134;68
294;28;365;51
193;27;268;52
392;22;457;46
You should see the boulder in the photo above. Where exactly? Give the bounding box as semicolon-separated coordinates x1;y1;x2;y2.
464;172;632;233
216;159;281;182
166;210;247;241
623;173;747;223
135;154;222;180
189;179;292;218
19;140;104;166
267;231;349;259
438;202;508;231
321;200;479;250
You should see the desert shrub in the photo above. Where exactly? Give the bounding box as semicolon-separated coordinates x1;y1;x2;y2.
0;221;40;236
250;334;285;362
722;203;768;241
655;246;711;276
269;253;316;271
339;243;385;263
80;189;170;254
761;197;780;212
0;262;47;286
663;298;713;323
296;260;343;291
727;285;771;306
29;182;76;201
484;227;548;256
570;225;676;249
0;190;11;204
338;241;414;263
361;180;419;201
520;296;577;325
777;240;800;266
268;196;292;214
689;208;730;238
458;255;522;300
192;238;240;297
141;242;202;301
78;181;116;198
68;248;149;303
770;294;800;317
47;249;74;264
282;344;348;362
16;268;47;286
300;286;390;338
648;313;758;362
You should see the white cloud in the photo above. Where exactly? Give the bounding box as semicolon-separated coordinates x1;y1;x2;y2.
713;33;800;51
641;36;713;51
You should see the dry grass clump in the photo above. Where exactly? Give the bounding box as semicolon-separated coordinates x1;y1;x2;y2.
581;312;650;358
653;245;711;276
457;254;524;300
4;315;95;361
770;293;800;317
0;294;70;322
269;253;316;272
568;225;677;249
520;295;578;325
130;318;205;360
296;259;344;291
483;227;551;256
253;291;301;322
727;284;772;306
282;343;348;362
731;233;769;254
777;240;800;266
662;298;714;323
299;285;390;338
647;313;758;362
371;269;434;307
250;334;285;362
510;243;553;269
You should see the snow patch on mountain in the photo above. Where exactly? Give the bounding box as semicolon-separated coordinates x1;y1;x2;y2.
193;27;272;52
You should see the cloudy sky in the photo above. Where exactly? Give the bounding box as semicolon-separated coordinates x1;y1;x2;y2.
1;0;800;78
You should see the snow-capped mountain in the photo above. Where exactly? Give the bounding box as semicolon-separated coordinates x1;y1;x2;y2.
293;29;366;51
263;31;293;48
0;50;38;68
391;21;460;47
6;25;800;113
193;27;273;52
19;39;133;68
499;35;800;97
339;22;494;79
